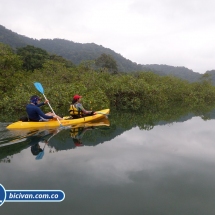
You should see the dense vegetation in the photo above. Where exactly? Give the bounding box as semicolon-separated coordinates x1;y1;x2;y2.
1;42;215;122
2;24;215;84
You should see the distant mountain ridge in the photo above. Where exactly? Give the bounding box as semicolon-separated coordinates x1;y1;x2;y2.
1;24;215;83
142;64;202;82
0;25;143;72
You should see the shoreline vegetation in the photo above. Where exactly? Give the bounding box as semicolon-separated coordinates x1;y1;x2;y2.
1;43;215;122
1;104;215;162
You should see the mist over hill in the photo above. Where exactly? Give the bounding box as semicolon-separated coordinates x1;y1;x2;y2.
1;24;215;83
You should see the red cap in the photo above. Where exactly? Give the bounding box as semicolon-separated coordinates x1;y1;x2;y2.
73;94;82;100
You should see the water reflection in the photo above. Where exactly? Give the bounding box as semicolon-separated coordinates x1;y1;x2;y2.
0;118;111;162
2;105;215;163
0;128;58;163
31;129;59;160
48;118;111;151
2;109;215;214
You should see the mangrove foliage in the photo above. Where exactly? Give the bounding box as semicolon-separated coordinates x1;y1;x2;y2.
1;43;215;121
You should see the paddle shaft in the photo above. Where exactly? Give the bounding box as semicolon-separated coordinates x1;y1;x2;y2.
42;93;62;126
42;94;56;114
36;128;59;160
33;82;64;128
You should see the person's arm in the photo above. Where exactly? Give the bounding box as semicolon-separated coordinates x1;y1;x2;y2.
36;108;53;119
77;103;93;115
37;102;45;107
37;99;49;107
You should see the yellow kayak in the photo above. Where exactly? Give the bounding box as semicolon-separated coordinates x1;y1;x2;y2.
6;109;110;129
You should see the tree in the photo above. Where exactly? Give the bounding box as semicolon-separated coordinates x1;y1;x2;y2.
17;45;49;71
0;43;22;71
49;54;74;68
95;53;118;73
200;73;212;85
0;43;25;94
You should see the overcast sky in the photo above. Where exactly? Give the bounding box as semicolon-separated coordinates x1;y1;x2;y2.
0;0;215;73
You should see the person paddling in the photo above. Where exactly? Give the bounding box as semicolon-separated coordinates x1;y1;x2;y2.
26;95;62;122
69;94;96;118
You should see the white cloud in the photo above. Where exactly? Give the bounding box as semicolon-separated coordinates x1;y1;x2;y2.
0;0;215;73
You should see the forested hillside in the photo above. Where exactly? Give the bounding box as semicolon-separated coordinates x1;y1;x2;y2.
0;25;143;72
142;64;202;83
1;42;215;123
1;24;215;83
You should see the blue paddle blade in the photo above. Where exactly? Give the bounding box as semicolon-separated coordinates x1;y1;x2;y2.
35;151;44;160
34;82;44;94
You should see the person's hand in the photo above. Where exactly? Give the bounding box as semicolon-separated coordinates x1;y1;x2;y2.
44;99;49;104
53;115;63;120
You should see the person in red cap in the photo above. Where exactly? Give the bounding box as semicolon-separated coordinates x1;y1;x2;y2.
69;94;95;118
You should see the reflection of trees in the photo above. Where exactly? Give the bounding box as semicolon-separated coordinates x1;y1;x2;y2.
200;109;215;121
0;155;12;163
0;141;27;162
139;124;154;131
49;105;213;152
110;104;215;131
2;104;215;159
0;129;58;162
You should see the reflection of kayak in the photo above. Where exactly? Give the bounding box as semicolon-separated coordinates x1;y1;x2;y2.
7;109;110;129
70;118;110;142
71;117;110;129
49;117;111;151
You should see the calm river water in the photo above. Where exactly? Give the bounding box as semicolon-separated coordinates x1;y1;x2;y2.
1;110;215;215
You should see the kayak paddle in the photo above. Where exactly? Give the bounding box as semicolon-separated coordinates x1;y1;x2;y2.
34;82;64;128
35;128;60;160
35;145;45;160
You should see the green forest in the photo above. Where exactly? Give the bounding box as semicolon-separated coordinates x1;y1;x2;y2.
1;42;215;122
2;24;215;84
